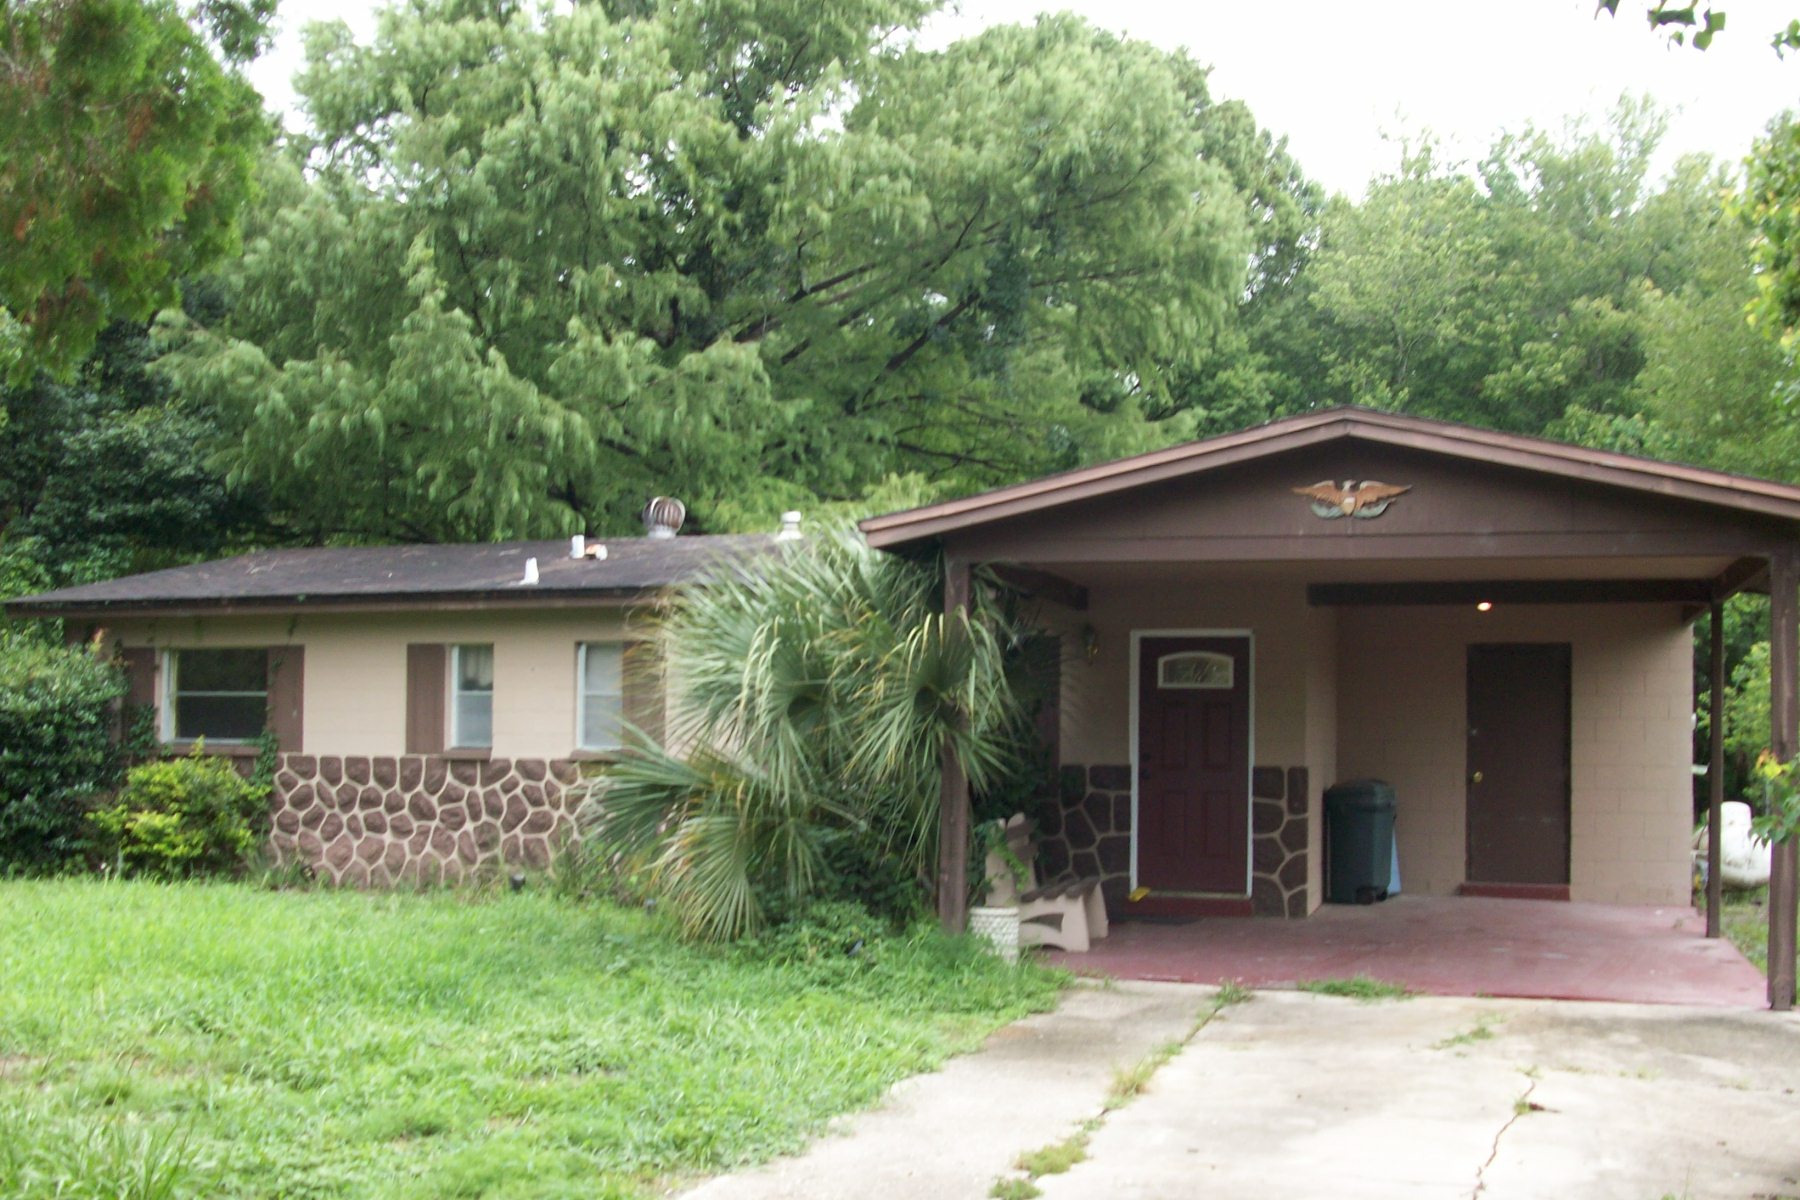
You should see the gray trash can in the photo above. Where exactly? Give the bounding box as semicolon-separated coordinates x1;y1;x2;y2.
1324;779;1396;904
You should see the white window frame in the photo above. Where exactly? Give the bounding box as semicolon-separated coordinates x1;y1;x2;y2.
160;648;267;744
450;643;494;749
576;642;625;753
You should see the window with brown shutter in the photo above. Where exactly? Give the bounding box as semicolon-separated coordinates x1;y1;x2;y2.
162;648;269;742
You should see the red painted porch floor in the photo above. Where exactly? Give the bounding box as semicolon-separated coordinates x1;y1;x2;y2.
1045;895;1769;1007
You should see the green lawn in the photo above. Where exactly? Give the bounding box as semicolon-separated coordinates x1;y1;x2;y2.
1721;886;1798;987
0;880;1062;1199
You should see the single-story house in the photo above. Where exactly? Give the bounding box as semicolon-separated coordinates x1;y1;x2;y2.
859;408;1798;1009
6;408;1796;1007
5;503;783;885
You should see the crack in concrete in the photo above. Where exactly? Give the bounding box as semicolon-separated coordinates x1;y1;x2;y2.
990;990;1244;1197
1471;1078;1539;1198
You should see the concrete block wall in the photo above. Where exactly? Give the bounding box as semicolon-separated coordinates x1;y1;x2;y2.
1336;603;1694;905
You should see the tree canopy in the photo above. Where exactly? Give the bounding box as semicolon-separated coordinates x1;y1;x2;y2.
0;0;271;381
156;0;1283;540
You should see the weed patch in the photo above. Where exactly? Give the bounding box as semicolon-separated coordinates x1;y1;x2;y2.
1432;1016;1500;1050
1014;1122;1094;1176
1296;975;1414;1002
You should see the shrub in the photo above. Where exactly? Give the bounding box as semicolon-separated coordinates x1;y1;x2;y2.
741;900;890;981
0;641;126;870
89;748;269;878
584;533;1025;941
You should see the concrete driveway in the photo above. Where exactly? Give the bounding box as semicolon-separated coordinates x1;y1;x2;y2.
1034;989;1800;1200
684;982;1800;1200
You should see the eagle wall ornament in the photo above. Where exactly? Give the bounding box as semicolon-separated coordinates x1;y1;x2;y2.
1292;480;1412;519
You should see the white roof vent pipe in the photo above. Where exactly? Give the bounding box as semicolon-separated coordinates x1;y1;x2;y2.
520;557;540;586
569;534;585;559
776;511;804;541
642;496;686;540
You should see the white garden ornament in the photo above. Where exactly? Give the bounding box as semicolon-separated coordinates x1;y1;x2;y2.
1693;800;1773;890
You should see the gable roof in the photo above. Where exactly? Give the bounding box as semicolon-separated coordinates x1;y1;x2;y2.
4;535;776;619
860;407;1800;548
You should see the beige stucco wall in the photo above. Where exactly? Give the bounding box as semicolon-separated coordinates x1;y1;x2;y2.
1335;603;1694;905
104;607;634;761
1062;580;1317;767
1059;579;1337;903
1057;585;1693;909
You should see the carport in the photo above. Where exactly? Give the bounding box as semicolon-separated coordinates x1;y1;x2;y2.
860;408;1800;1009
1043;894;1767;1006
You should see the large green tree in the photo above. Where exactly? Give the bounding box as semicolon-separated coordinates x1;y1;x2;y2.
0;0;271;381
1278;103;1749;436
157;1;1262;541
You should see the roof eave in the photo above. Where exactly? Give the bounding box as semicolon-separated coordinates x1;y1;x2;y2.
3;587;662;621
860;411;1800;548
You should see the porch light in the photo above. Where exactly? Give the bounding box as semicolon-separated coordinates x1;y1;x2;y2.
1476;601;1493;612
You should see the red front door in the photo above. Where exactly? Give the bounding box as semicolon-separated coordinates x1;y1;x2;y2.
1136;635;1251;894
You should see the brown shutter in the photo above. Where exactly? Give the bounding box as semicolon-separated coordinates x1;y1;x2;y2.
266;647;305;752
118;648;158;708
621;640;665;747
406;644;447;754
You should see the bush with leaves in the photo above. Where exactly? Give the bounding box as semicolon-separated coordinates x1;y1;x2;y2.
90;747;268;878
582;534;1024;941
0;640;126;870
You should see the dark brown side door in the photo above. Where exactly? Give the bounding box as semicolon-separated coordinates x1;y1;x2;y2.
1466;643;1571;885
1137;635;1251;894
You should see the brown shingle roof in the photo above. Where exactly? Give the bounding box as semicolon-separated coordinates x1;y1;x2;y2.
4;535;777;618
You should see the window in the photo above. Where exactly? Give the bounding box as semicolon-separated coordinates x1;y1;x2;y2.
164;648;267;742
1157;651;1234;690
451;644;494;748
577;642;624;752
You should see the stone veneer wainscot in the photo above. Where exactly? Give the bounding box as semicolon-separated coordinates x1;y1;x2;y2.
1037;763;1310;916
267;755;585;886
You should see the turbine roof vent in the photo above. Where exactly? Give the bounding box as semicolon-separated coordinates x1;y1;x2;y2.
642;496;686;540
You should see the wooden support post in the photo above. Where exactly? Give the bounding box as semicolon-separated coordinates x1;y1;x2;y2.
936;557;973;934
1769;550;1799;1010
1707;599;1725;938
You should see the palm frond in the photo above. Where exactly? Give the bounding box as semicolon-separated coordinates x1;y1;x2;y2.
590;531;1028;939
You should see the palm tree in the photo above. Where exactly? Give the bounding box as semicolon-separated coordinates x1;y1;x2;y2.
580;532;1025;941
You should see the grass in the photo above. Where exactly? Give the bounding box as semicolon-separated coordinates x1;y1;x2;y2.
1295;974;1413;1002
1013;1122;1094;1177
1432;1016;1500;1051
1720;886;1799;987
0;879;1063;1199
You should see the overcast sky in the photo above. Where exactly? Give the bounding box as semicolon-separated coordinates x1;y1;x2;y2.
249;0;1800;197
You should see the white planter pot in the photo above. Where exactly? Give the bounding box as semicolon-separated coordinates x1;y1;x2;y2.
969;905;1021;964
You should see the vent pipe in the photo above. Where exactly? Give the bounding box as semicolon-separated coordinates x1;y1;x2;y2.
776;511;804;541
642;496;686;540
520;557;540;586
569;534;586;559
